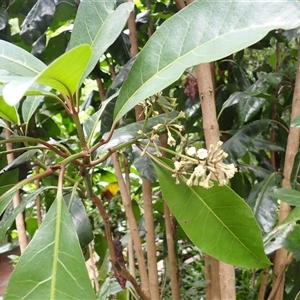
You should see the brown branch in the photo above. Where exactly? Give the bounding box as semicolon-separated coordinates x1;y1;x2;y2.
268;253;293;300
5;123;28;253
258;268;269;300
272;41;300;300
111;153;150;297
96;78;106;102
127;0;139;57
160;133;180;300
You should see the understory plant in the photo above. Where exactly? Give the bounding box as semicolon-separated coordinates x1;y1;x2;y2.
0;0;300;299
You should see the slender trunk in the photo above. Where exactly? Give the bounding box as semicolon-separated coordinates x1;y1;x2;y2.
112;153;150;297
195;63;236;299
161;133;181;300
271;40;300;300
5;125;28;253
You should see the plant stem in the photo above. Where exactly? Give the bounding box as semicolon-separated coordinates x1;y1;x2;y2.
258;268;269;300
143;179;160;299
160;133;180;300
195;62;224;299
111;152;150;298
5;125;28;253
272;40;300;300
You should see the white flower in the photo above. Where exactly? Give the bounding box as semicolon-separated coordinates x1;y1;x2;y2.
222;163;237;178
152;123;162;131
199;173;213;189
167;135;176;146
174;161;182;171
186;146;197;157
194;164;206;177
186;175;194;186
197;148;208;160
178;111;186;119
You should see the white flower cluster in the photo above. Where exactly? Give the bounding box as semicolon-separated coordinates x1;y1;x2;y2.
172;141;237;189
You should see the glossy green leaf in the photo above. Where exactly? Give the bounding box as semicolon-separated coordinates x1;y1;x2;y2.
83;91;119;146
132;144;157;182
152;157;270;268
64;193;94;249
70;0;134;84
0;97;19;123
20;0;56;45
3;44;92;105
222;120;270;162
0;149;37;175
0;188;45;242
4;197;95;299
271;188;300;207
0;40;46;76
101;57;136;134
22;96;44;126
114;0;300;122
247;174;279;234
264;207;300;256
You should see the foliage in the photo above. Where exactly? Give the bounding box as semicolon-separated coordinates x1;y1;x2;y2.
0;0;300;299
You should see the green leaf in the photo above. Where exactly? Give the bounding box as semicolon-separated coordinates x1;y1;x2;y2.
247;174;279;234
0;40;46;76
83;91;119;146
152;157;270;268
22;96;44;126
70;0;134;84
114;0;300;122
0;188;45;242
0;149;37;175
222;120;270;162
3;44;92;105
0;97;19;123
64;193;94;249
271;188;300;207
4;197;95;299
20;0;56;45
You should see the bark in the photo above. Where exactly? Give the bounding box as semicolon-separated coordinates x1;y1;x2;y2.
112;153;150;297
143;179;160;299
5;125;28;253
161;133;181;300
195;63;236;299
271;41;300;300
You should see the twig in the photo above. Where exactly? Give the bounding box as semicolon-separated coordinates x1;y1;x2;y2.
258;267;269;300
96;78;106;101
5;123;28;253
267;253;293;300
111;152;150;297
127;0;138;57
160;133;180;300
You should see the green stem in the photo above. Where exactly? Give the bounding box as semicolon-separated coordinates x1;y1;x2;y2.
0;167;57;203
72;113;88;151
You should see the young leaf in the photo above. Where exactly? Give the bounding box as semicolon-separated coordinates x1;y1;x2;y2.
152;157;271;268
0;40;46;76
3;44;92;106
114;0;300;122
0;97;19;124
4;197;95;299
70;0;134;84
